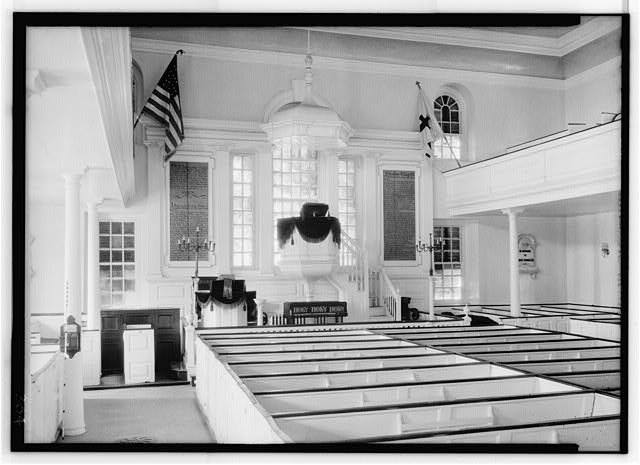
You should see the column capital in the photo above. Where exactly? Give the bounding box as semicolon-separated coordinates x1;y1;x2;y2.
61;172;83;184
502;207;525;216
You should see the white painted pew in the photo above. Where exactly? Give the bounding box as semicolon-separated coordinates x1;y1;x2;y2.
434;338;615;353
401;332;580;345
220;345;440;363
243;363;518;393
201;332;384;345
213;338;417;354
274;392;619;443
388;417;619;451
470;346;620;362
230;354;474;376
256;376;581;415
508;358;620;374
553;372;620;390
26;350;64;443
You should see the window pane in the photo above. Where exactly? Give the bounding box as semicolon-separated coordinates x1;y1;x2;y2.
124;250;135;262
111;236;122;248
123;222;134;235
112;222;122;234
124;236;135;248
99;222;110;234
99;236;110;248
99;251;110;262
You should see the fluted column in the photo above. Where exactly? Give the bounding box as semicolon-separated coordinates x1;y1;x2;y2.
503;208;524;318
62;173;85;436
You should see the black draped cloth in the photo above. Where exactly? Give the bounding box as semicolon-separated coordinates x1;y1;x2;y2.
277;212;341;249
195;278;247;306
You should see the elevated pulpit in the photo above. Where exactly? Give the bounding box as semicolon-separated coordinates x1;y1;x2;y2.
276;203;341;300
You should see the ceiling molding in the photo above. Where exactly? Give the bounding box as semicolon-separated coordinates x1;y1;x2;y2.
301;19;621;57
558;16;621;56
301;26;561;56
132;37;565;89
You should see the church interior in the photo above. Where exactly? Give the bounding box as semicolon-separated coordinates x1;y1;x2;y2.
16;16;629;451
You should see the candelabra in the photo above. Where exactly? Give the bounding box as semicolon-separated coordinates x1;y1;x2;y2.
416;233;443;276
178;226;215;326
177;226;215;279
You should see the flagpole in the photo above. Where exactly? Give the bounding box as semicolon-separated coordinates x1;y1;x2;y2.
133;49;185;129
416;82;462;169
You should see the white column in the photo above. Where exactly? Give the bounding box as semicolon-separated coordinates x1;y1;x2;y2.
62;173;85;436
86;201;100;330
256;298;266;326
503;208;523;318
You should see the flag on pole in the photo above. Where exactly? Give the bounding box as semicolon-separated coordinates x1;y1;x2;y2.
141;53;184;160
416;82;444;158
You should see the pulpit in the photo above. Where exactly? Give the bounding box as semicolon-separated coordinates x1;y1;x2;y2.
195;277;258;328
276;203;341;300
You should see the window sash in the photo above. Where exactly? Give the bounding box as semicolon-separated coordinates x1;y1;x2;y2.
232;154;255;269
433;225;463;301
99;220;135;308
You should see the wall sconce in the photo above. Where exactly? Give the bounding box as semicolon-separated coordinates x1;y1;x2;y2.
600;242;610;258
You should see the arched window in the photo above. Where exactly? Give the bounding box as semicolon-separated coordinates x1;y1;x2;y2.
433;94;462;160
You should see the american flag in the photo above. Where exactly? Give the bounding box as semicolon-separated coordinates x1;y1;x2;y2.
142;55;184;159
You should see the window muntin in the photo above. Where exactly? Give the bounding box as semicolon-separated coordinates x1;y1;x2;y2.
433;226;462;301
232;154;254;268
99;221;135;307
433;95;461;160
338;159;357;240
272;138;319;263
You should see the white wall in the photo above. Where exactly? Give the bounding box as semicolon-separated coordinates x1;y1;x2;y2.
565;60;621;127
566;211;621;307
476;216;568;305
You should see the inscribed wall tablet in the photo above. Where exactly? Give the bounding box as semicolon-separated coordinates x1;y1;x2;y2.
383;170;416;261
169;161;209;261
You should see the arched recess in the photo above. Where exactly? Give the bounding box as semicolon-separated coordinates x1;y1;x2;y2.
434;84;476;162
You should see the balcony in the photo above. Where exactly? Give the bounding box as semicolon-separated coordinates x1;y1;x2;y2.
442;121;621;216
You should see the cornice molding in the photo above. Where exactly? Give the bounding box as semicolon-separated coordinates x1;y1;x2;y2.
558;16;621;56
302;26;560;56
143;116;423;152
302;18;621;57
132;37;565;90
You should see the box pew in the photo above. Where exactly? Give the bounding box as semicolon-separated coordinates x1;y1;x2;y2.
201;333;391;346
552;371;620;390
386;417;619;451
466;346;620;362
508;358;620;374
374;327;546;338
273;391;619;444
255;376;582;415
431;338;616;353
195;337;290;443
243;363;519;393
397;332;581;346
374;325;532;335
212;338;417;354
26;349;64;443
220;345;440;363
229;354;475;376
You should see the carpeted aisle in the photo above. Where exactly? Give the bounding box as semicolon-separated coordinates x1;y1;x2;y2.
57;385;215;444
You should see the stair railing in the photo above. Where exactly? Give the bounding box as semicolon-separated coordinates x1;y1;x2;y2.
336;231;370;321
379;268;401;322
338;232;368;293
